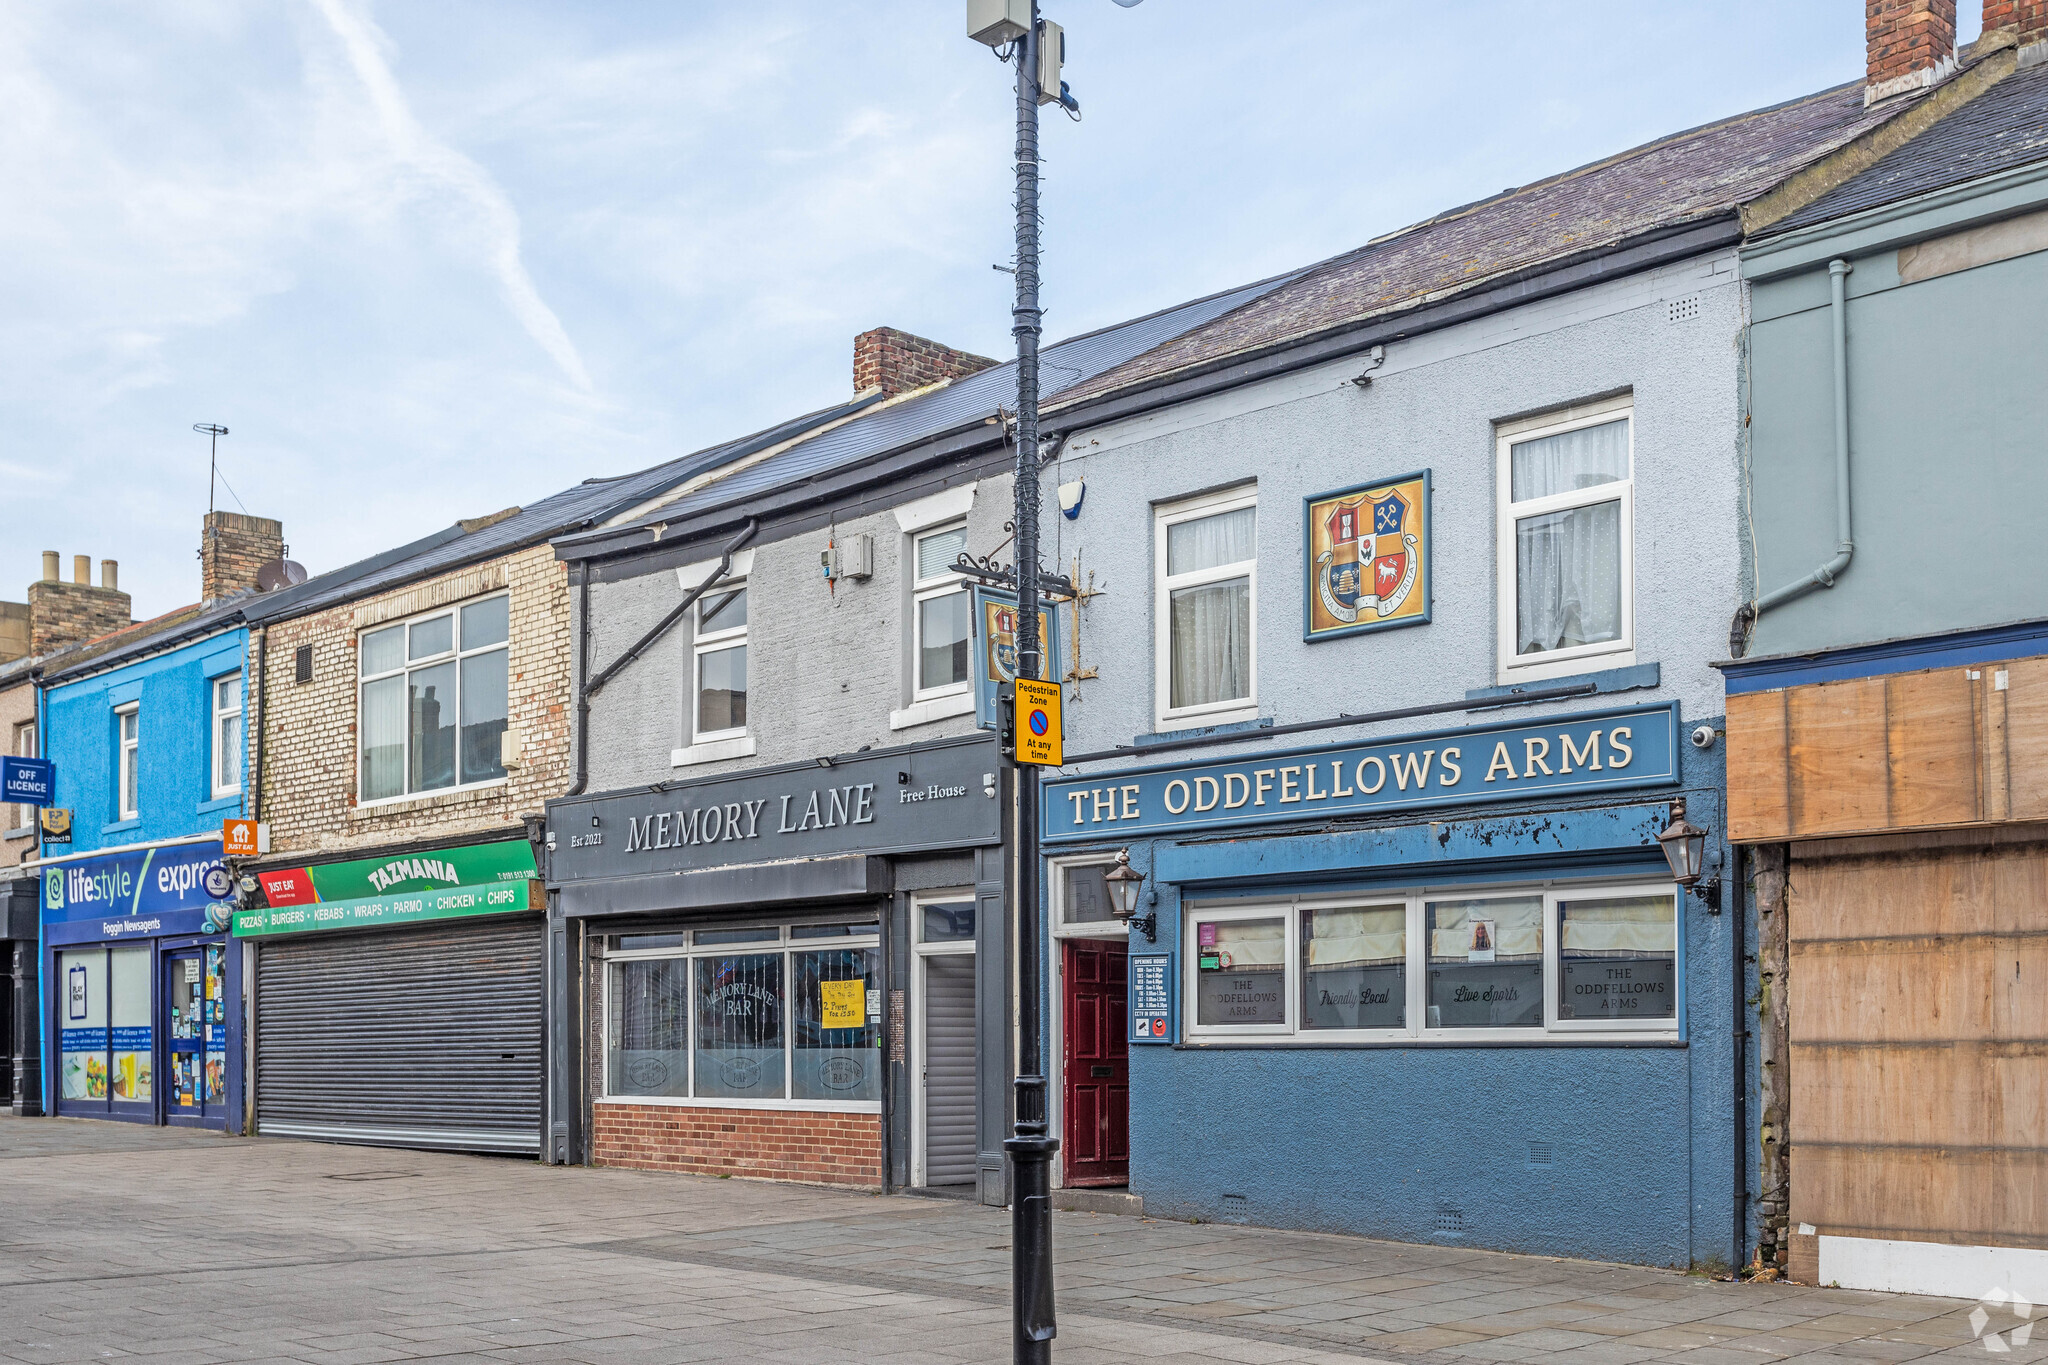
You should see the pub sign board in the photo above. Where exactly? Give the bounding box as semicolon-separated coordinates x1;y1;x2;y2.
547;734;1002;884
1042;702;1679;844
1303;470;1431;642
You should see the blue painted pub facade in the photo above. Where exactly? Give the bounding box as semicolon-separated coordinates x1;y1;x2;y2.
37;617;248;1128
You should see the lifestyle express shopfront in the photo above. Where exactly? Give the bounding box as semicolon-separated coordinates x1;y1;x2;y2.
233;837;546;1153
41;837;240;1127
1042;701;1739;1267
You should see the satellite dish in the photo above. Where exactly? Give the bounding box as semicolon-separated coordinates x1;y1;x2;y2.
255;559;308;593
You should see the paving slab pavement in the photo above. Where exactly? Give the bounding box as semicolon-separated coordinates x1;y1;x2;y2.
0;1116;2033;1364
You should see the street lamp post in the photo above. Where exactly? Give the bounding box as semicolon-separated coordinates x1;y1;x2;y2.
967;2;1060;1358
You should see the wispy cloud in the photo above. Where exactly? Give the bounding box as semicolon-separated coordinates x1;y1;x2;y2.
308;0;591;391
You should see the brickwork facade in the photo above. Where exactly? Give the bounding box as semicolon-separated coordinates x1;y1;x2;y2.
591;1101;882;1185
201;512;285;604
1982;0;2048;43
256;542;572;857
0;677;36;867
852;327;996;398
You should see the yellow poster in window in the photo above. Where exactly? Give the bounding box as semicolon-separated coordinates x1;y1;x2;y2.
820;978;866;1030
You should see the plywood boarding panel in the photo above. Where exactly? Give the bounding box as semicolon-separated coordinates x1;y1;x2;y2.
1885;669;1980;829
1790;839;2048;1251
1788;677;1890;836
2007;656;2048;822
1732;652;2048;841
1792;1144;2048;1249
1728;689;1791;841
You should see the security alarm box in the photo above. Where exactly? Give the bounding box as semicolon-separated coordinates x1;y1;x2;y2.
966;0;1031;47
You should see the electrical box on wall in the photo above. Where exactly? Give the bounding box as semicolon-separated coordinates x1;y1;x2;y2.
821;533;874;583
966;0;1031;47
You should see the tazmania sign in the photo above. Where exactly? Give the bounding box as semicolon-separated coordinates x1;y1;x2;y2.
1040;703;1679;842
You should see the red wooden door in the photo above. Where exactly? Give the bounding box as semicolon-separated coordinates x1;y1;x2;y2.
1062;939;1129;1186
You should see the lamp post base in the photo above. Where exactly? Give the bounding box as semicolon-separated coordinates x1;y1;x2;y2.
1006;1100;1060;1361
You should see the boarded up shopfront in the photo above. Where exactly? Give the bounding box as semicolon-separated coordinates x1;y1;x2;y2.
1726;648;2048;1297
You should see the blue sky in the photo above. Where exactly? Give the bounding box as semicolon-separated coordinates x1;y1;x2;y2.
0;2;1926;619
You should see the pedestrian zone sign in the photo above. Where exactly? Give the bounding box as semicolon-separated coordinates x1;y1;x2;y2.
1015;678;1062;766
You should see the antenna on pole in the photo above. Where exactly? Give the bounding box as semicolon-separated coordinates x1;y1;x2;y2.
193;424;229;516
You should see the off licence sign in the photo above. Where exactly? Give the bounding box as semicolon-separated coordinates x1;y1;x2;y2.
1014;678;1062;766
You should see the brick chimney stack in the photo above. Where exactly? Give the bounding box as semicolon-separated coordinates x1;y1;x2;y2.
200;511;285;603
1982;0;2048;53
1867;0;1958;103
852;327;998;398
26;551;132;654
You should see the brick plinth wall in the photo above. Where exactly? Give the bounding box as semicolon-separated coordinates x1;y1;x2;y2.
592;1102;881;1186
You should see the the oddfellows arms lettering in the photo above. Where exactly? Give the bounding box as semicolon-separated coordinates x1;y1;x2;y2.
624;783;878;853
1063;726;1635;826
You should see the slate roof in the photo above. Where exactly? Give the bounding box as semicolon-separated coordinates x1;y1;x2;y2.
1048;79;1924;410
241;397;872;624
34;599;235;686
1767;58;2048;234
579;272;1303;539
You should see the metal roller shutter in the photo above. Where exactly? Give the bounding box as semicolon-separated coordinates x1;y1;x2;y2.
922;953;977;1185
256;916;542;1154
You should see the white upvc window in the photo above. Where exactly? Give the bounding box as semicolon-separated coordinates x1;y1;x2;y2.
1155;485;1257;728
1182;879;1680;1044
11;722;36;830
210;674;243;799
911;523;971;701
603;919;883;1112
1050;855;1129;939
115;704;139;821
357;594;510;804
692;581;748;743
1496;396;1635;683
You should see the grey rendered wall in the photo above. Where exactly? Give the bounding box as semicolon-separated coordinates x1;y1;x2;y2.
1745;238;2048;658
1044;249;1747;1268
579;470;1014;790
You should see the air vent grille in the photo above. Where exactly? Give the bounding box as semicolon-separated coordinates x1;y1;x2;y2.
1434;1204;1466;1236
1528;1140;1555;1168
1667;295;1701;323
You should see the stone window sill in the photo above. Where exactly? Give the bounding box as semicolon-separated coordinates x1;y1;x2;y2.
672;734;759;768
889;691;975;731
349;781;508;821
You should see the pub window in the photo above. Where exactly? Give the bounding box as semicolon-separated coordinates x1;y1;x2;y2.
1495;396;1635;684
1052;858;1126;934
357;594;509;803
1183;881;1678;1043
604;921;882;1110
1154;485;1257;727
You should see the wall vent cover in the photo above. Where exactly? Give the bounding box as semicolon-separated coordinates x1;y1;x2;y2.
1434;1204;1466;1236
1667;295;1701;323
1528;1140;1555;1168
1220;1192;1249;1222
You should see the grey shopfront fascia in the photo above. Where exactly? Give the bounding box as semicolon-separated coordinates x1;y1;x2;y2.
544;733;1011;1198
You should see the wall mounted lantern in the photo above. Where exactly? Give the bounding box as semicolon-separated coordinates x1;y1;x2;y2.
1104;849;1155;942
1657;797;1721;911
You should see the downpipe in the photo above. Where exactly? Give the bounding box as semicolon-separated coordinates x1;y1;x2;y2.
1731;258;1853;655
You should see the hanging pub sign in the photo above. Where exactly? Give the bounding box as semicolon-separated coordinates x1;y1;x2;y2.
1042;702;1679;843
1303;470;1431;641
971;586;1059;730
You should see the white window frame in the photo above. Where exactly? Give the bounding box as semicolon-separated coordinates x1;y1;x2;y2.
210;673;243;800
355;592;511;807
1154;484;1258;730
1048;853;1129;940
1495;395;1636;684
910;521;972;704
11;721;36;831
115;704;139;822
601;920;883;1114
1181;877;1681;1045
691;580;749;745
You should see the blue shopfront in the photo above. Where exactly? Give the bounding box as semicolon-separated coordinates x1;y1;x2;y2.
1041;701;1745;1270
40;838;242;1129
